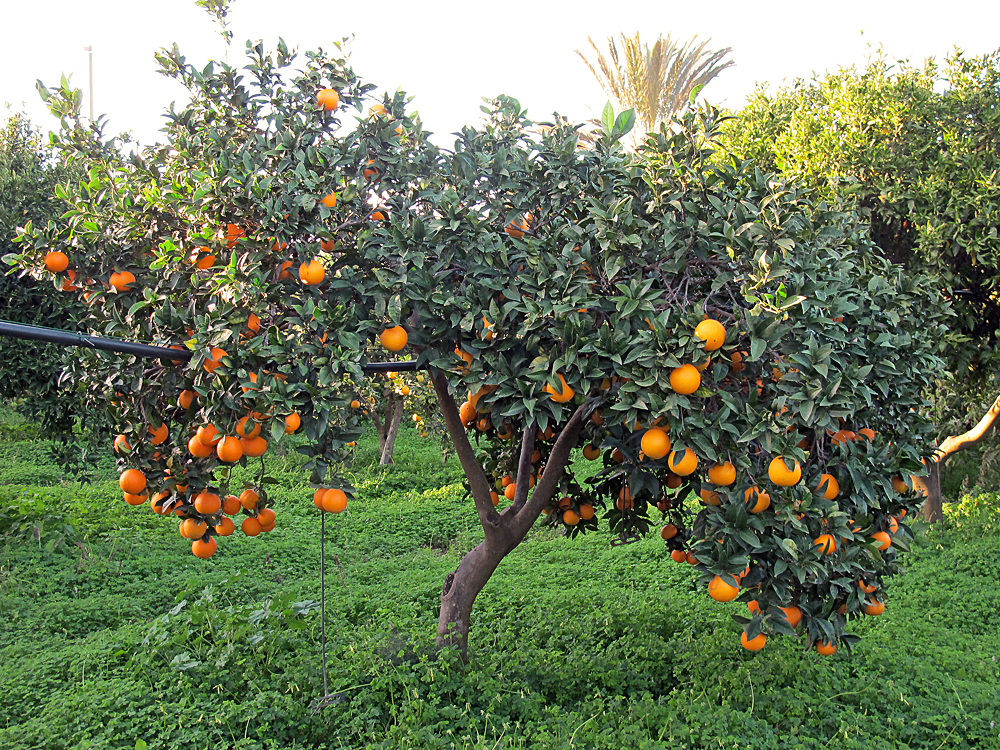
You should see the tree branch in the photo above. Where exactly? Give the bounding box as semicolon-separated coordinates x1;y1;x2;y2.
507;403;588;538
936;391;1000;460
509;420;537;514
430;369;502;530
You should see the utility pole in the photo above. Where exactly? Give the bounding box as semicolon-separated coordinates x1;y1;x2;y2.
83;45;94;120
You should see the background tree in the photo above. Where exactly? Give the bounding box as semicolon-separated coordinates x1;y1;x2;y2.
11;19;948;660
576;32;734;146
717;49;1000;520
0;109;97;470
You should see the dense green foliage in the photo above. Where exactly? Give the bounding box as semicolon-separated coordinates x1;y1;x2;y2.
718;48;1000;374
1;416;998;749
0;111;88;443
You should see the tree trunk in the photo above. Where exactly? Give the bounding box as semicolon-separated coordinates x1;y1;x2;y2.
912;391;1000;523
912;459;942;523
428;369;590;657
436;540;508;654
379;397;404;465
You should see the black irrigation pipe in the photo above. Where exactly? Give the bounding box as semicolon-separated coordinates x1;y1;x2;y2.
0;319;420;373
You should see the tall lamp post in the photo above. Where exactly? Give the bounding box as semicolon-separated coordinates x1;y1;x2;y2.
82;45;94;120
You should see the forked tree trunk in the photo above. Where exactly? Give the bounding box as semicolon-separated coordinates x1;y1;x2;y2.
429;370;587;658
913;392;1000;523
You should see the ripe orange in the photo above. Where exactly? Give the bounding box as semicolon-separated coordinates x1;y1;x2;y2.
188;434;213;458
241;517;262;536
109;271;136;291
216;436;243;463
278;260;294;280
891;476;908;494
192;537;217;559
178;389;196;410
380;326;408;352
150;491;171;514
454;347;474;373
215;517;236;536
815;640;837;656
119;469;146;495
667;448;698;476
563;510;580;526
113;434;131;453
60;269;78;291
256;507;276;527
370;208;388;221
543;373;574;403
694;319;726;351
707;461;736;486
671;549;687;563
615;488;633;511
745;487;770;514
195;424;220;446
236;415;262;440
194;491;221;514
44;250;69;273
583;444;601;460
858;427;876;441
241;435;268;457
741;632;766;651
686;551;699;565
768;456;802;486
871;531;892;551
579;504;595;520
321;191;338;208
814;534;837;555
864;599;885;616
239;489;259;510
887;516;899;534
708;575;740;602
730;350;746;373
284;412;301;434
748;601;761;614
817;473;839;500
180;517;207;539
222;495;241;515
458;401;477;426
699;488;721;506
504;483;517;501
148;423;169;445
504;217;529;239
204;347;228;373
669;364;701;395
660;524;678;540
298;259;325;285
317;88;340;110
322;488;348;513
363;159;380;180
640;428;671;460
123;492;148;506
779;605;802;628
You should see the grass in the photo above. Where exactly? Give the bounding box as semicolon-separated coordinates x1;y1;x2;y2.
0;405;998;749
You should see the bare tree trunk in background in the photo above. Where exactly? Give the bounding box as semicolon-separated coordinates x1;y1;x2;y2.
379;397;404;465
914;392;1000;523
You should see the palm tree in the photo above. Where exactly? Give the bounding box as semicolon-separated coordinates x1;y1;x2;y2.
576;32;734;143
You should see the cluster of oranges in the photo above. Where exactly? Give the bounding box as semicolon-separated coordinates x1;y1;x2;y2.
118;463;274;558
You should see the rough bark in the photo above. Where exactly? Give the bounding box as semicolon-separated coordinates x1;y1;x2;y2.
913;392;1000;523
429;371;589;657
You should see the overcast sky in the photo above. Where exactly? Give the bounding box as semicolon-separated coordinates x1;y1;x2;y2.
2;0;998;148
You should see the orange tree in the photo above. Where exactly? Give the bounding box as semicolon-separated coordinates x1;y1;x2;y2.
11;32;951;658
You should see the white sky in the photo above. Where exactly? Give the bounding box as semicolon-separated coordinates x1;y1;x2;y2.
2;0;998;148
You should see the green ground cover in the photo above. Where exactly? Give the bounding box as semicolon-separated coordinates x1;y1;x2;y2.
0;409;998;749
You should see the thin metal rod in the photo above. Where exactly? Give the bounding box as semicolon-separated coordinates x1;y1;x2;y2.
320;509;329;698
0;319;420;371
